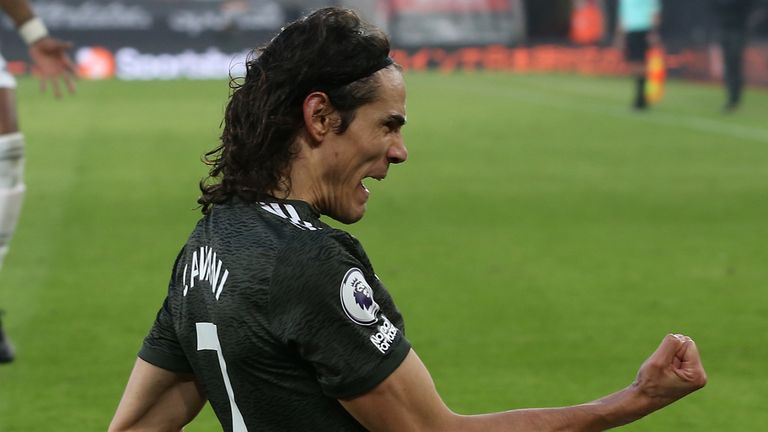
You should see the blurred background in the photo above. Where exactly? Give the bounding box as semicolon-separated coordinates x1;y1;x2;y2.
1;0;768;84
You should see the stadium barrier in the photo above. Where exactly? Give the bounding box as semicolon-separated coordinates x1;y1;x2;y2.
1;0;767;86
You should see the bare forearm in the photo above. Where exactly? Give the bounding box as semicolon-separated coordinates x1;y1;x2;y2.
0;0;35;26
346;337;706;432
109;360;206;432
111;391;200;431
110;382;204;432
450;385;657;432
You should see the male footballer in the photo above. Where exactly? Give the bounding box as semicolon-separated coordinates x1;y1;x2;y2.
110;7;706;431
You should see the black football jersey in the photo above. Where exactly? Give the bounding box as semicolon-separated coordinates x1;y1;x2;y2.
139;199;410;431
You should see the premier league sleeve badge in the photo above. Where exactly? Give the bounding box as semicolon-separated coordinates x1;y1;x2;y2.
339;268;380;326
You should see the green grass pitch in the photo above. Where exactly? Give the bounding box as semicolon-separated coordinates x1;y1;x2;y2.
1;72;767;431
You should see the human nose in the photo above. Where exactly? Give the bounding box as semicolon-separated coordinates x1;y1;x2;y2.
387;138;408;164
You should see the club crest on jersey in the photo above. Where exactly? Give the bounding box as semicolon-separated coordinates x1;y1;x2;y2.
340;268;380;326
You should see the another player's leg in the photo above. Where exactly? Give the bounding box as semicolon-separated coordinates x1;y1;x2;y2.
0;60;22;364
0;131;25;269
721;28;746;112
0;309;15;363
0;130;23;364
624;31;649;110
632;65;647;110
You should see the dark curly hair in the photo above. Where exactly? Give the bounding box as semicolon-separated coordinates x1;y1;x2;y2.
198;7;393;214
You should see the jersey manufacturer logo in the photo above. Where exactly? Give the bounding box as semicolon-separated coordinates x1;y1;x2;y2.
259;202;319;231
339;268;380;326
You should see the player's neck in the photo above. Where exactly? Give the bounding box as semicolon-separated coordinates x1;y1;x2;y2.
274;141;324;212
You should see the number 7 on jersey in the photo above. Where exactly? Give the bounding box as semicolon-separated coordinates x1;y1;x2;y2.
197;322;248;431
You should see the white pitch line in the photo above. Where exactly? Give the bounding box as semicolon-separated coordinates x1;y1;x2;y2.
457;80;768;144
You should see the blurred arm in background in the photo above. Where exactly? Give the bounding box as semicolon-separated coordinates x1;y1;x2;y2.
0;0;76;98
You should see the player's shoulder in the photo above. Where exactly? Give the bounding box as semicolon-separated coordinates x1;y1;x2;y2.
280;220;362;267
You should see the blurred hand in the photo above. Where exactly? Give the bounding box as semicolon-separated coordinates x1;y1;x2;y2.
29;36;77;98
633;334;707;408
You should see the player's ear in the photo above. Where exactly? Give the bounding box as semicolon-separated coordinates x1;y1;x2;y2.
303;92;335;144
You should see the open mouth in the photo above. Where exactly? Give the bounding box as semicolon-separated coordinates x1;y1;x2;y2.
360;175;384;195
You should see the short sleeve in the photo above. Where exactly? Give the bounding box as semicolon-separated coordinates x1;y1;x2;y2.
138;297;193;373
268;232;410;399
138;247;192;373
